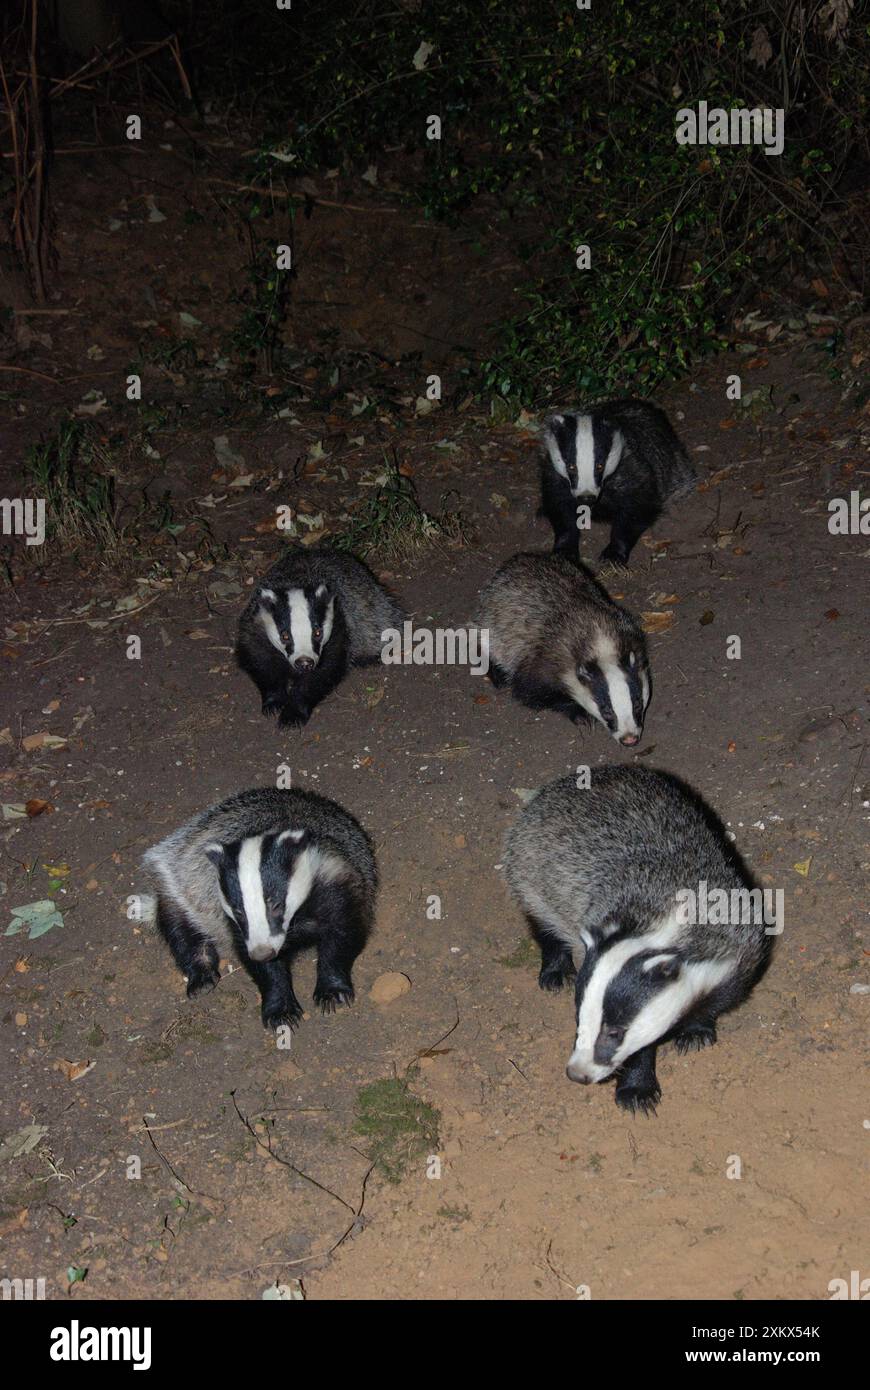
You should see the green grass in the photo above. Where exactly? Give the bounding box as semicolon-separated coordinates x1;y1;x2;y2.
353;1075;441;1184
25;420;122;557
333;459;469;563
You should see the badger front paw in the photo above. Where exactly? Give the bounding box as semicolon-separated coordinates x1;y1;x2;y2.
538;957;575;992
673;1022;717;1054
614;1077;661;1116
185;963;220;998
261;693;287;718
278;701;311;729
599;542;630;568
313;981;355;1014
261;995;303;1032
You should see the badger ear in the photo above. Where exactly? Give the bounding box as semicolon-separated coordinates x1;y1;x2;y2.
643;952;681;982
277;827;308;849
204;842;225;869
315;583;328;599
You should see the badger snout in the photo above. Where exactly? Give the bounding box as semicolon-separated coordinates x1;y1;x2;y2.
248;943;279;962
566;1062;594;1084
618;731;640;747
292;655;317;673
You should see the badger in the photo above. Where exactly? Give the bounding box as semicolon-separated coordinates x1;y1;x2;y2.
503;766;772;1113
142;786;377;1031
236;545;404;727
541;398;695;565
474;552;650;746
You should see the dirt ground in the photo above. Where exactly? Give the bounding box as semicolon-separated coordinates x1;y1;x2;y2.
1;119;868;1302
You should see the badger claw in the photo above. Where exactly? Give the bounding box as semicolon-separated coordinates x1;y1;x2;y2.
313;984;355;1014
262;1000;303;1032
615;1081;661;1116
674;1023;717;1054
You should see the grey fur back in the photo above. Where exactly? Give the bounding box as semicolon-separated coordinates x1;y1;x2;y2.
143;787;377;951
504;766;765;969
242;546;404;662
475;552;645;678
602;399;696;501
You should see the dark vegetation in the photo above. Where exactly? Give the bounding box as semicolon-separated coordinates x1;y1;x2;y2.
3;0;861;411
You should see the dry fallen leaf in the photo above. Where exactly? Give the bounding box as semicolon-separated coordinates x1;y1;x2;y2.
54;1058;96;1082
25;799;53;817
22;732;68;752
641;611;674;634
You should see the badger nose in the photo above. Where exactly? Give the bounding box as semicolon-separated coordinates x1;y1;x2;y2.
249;944;278;962
566;1063;592;1085
619;732;640;747
292;656;315;673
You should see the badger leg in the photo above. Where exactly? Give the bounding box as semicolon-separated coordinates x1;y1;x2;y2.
312;891;368;1013
541;469;581;560
236;642;289;718
487;661;509;690
614;1045;661;1115
242;956;303;1032
599;504;657;567
511;669;591;727
527;915;575;991
155;897;220;997
279;655;346;728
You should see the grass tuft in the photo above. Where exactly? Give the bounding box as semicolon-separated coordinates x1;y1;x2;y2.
353;1074;440;1184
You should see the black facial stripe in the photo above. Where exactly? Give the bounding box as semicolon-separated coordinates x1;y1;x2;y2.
584;661;614;725
624;663;645;723
594;950;680;1063
592;417;614;487
216;843;246;929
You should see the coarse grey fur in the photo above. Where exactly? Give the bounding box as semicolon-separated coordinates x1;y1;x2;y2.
239;545;404;665
504;767;763;966
503;766;772;1111
474;552;650;742
143;786;377;959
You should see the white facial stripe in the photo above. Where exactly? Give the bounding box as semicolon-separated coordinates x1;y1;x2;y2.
601;429;624;482
288;589;315;660
570;915;685;1079
614;957;734;1069
546;432;570;484
561;670;604;727
643;952;677;972
640;670;650;710
571;415;596;495
256;604;288;658
237;836;272;954
321;597;335;646
282;846;318;930
603;663;638;739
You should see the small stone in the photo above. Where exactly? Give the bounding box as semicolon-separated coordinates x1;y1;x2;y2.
369;971;411;1005
849;983;870;995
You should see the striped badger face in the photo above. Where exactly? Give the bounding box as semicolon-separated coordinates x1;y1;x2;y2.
565;925;734;1084
545;411;624;499
255;583;335;673
205;829;322;962
561;633;650;746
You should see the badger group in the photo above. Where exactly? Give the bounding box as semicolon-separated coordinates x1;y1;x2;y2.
142;393;774;1114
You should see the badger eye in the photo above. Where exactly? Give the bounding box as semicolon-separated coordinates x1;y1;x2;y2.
604;1025;625;1042
280;629;290;642
312;626;322;642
